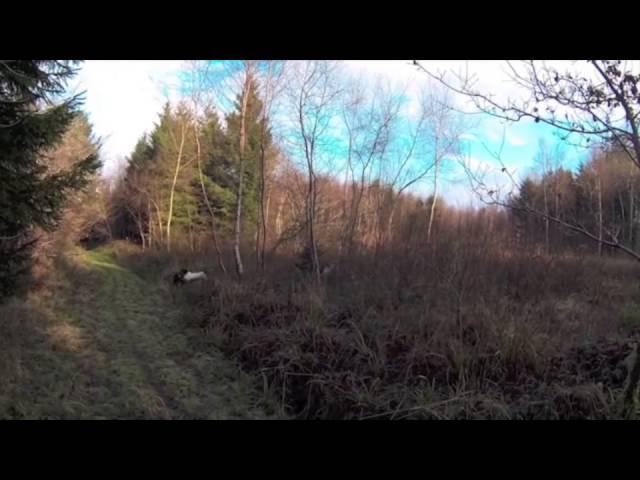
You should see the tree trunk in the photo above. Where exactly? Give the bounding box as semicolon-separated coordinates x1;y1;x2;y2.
619;193;626;250
427;157;440;244
307;171;321;284
166;121;186;252
274;197;284;238
554;183;560;249
233;73;251;279
155;198;164;247
347;180;367;256
260;183;271;272
187;206;195;252
234;162;246;279
543;177;550;255
598;177;603;257
265;187;272;235
257;141;267;273
195;123;227;275
137;216;146;250
630;175;634;249
127;205;145;249
146;198;153;248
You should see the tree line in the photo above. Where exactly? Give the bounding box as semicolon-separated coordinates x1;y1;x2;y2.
4;60;640;300
509;141;640;256
109;61;469;280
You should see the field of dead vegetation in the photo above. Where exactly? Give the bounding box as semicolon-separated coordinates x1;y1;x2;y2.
111;238;640;420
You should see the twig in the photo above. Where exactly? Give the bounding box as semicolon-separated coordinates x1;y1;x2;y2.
358;392;473;420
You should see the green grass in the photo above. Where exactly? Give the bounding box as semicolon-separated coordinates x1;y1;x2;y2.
0;246;280;419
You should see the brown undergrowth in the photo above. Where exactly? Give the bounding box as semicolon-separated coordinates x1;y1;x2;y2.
113;239;640;419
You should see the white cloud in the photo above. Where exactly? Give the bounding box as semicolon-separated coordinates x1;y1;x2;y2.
465;155;493;171
74;60;636;178
485;126;503;143
69;60;612;205
475;117;527;148
460;133;477;142
342;60;535;108
70;60;185;177
72;60;593;180
482;119;511;144
506;132;527;146
440;179;481;208
342;61;419;88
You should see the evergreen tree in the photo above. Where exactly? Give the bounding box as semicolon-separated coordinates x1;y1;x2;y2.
115;102;204;250
0;61;100;297
128;133;155;172
154;102;199;247
206;76;272;235
196;108;233;231
45;112;103;247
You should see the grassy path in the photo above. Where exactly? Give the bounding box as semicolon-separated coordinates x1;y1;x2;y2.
0;248;276;419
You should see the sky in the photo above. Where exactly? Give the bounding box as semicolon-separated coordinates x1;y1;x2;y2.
70;60;184;178
70;60;592;206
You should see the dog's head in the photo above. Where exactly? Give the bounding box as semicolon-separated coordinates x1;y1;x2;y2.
173;269;188;285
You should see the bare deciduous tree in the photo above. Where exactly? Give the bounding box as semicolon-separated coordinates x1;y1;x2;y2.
286;61;342;283
165;112;187;252
419;85;466;245
416;60;640;260
341;77;400;256
201;60;259;279
255;61;287;273
186;61;227;274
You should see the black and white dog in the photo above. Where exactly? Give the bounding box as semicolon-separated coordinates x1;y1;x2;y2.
173;268;208;286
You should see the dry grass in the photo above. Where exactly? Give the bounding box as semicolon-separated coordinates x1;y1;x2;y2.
113;236;640;420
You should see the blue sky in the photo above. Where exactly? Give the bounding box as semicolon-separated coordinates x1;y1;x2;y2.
70;60;590;206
